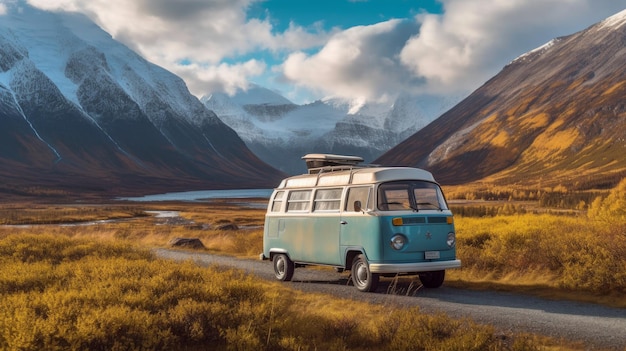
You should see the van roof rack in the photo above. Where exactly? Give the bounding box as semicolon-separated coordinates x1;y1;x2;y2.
302;153;368;174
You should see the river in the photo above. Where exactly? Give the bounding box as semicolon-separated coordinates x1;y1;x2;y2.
116;188;273;202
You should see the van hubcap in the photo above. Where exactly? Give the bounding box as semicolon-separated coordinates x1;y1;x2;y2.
356;264;368;282
276;258;285;274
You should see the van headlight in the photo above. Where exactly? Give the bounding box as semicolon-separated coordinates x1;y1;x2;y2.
390;234;407;250
447;232;456;248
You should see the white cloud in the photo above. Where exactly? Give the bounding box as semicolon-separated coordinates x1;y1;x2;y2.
176;59;266;97
17;0;626;103
26;0;272;62
282;20;423;103
0;3;6;15
23;0;332;98
281;0;626;101
399;0;626;94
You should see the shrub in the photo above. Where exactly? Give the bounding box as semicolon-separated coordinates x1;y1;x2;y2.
587;177;626;224
455;213;626;293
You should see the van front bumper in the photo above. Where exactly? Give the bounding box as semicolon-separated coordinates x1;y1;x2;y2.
369;259;461;273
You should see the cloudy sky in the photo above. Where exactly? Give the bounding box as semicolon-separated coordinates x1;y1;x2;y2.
6;0;626;104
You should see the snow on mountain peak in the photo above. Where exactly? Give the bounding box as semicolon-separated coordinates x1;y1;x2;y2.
598;9;626;31
230;84;294;106
0;2;210;125
509;9;626;67
510;38;560;65
347;98;366;115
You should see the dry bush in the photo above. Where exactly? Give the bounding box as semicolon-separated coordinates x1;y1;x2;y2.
587;177;626;224
455;213;626;295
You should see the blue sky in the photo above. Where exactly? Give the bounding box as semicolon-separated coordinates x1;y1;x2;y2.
11;0;626;105
248;0;443;31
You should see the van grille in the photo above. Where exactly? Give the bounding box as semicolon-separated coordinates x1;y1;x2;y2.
427;217;448;224
402;217;426;224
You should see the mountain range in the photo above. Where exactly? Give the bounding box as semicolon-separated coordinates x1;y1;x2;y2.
202;86;458;174
1;3;625;197
0;3;282;197
376;9;626;191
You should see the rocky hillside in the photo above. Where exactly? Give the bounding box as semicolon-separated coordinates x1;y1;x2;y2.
376;10;626;190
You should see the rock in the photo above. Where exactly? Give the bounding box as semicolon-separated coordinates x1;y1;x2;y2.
169;237;205;249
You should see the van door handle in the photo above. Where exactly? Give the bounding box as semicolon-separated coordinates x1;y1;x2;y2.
340;221;347;225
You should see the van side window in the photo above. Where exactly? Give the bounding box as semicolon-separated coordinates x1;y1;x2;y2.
287;190;312;212
271;191;285;212
313;188;342;212
345;187;371;212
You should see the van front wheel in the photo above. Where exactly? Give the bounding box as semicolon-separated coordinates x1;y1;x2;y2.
273;254;294;281
351;254;379;292
419;270;445;288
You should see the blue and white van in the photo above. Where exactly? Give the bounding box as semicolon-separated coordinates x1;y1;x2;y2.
260;154;461;292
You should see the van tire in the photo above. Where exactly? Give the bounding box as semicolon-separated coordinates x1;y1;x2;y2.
419;270;445;288
273;253;294;281
351;254;379;292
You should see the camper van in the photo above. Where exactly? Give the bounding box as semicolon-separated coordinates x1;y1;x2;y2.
260;154;461;292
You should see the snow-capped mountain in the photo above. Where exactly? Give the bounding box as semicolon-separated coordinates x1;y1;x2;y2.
0;2;282;195
202;85;459;174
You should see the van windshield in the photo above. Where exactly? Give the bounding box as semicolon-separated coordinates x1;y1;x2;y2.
377;181;448;212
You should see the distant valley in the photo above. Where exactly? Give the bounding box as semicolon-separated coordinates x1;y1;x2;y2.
202;87;459;174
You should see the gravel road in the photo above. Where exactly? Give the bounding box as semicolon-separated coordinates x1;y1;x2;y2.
155;248;626;350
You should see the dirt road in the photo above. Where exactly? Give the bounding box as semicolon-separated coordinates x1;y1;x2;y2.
155;248;626;350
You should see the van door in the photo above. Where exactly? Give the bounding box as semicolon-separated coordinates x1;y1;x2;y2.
340;187;379;263
307;188;343;265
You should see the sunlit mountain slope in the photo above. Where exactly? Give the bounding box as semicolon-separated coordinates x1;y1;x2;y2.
376;10;626;190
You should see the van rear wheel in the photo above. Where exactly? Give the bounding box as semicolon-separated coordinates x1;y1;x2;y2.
351;254;379;292
273;254;294;281
419;270;445;288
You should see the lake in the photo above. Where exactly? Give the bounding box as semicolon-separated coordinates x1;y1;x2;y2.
117;188;273;202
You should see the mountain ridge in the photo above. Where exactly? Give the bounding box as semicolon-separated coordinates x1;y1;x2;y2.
375;10;626;190
0;3;284;197
202;89;460;174
3;3;624;197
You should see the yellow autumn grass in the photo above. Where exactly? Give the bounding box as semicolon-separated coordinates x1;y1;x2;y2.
0;232;552;351
0;181;624;349
0;203;146;225
447;179;626;307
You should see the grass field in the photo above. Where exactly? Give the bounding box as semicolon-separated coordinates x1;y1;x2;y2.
0;223;549;351
0;180;624;350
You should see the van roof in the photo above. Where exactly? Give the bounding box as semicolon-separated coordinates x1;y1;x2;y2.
277;167;436;189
